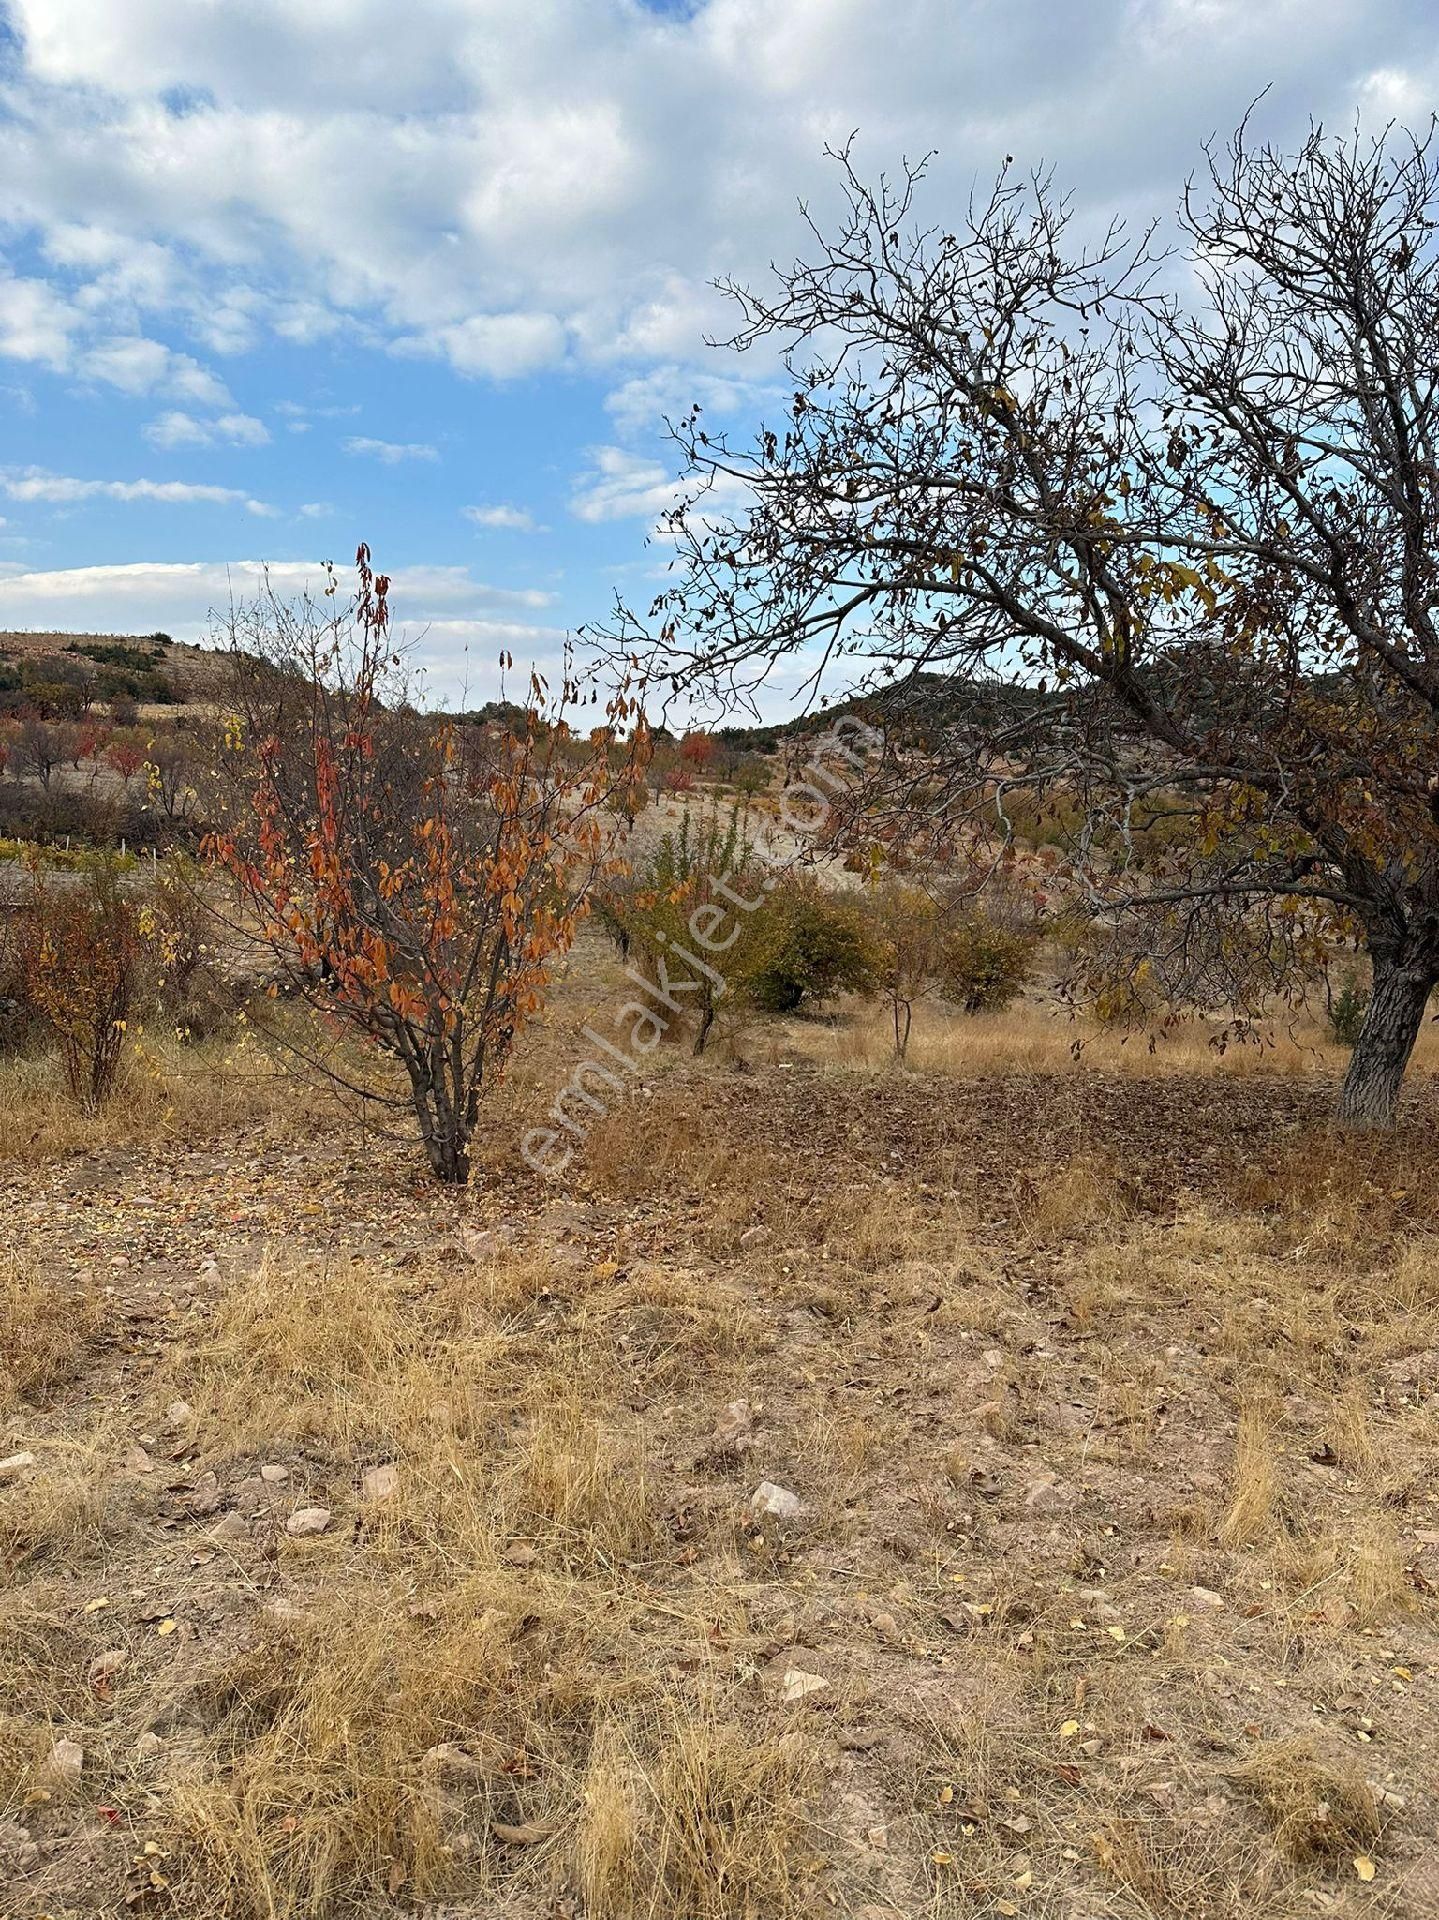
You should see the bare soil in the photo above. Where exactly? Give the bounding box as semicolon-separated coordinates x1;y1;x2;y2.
4;993;1439;1918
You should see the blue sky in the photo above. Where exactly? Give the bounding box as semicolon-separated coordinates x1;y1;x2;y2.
0;0;1434;713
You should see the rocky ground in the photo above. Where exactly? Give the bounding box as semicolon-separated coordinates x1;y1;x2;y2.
4;1034;1439;1918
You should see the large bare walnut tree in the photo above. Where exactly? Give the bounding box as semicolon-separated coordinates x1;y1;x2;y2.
605;120;1439;1126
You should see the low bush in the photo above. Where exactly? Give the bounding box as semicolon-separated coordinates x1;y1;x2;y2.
742;877;877;1014
14;860;144;1111
613;805;769;1053
1328;970;1369;1048
937;911;1036;1013
140;863;238;1043
862;876;945;1060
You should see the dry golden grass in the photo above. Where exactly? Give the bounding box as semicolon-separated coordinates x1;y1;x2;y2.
758;992;1439;1081
11;1239;814;1919
0;1256;103;1410
1218;1400;1282;1549
6;965;1439;1919
0;1447;125;1576
1233;1735;1380;1862
0;1024;331;1165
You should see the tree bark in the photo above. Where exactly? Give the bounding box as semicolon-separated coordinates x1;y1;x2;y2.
405;1057;472;1184
1336;954;1435;1128
692;1001;715;1056
892;995;912;1063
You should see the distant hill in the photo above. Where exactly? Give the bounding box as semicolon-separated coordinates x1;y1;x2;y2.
714;670;1054;754
0;630;231;707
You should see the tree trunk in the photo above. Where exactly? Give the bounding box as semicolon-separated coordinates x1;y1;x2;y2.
692;1001;715;1056
1336;955;1435;1128
406;1059;472;1184
892;995;912;1063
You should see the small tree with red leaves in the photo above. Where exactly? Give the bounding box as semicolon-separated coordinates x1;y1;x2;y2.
106;739;146;785
679;729;717;774
205;547;644;1184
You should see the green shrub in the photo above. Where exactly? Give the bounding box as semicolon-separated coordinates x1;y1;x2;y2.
1328;971;1369;1048
742;878;877;1014
862;876;945;1060
615;804;768;1053
937;912;1035;1013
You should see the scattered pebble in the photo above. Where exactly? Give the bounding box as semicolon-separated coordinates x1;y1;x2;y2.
1024;1472;1073;1513
361;1462;399;1501
751;1481;803;1520
208;1511;252;1545
780;1667;828;1704
0;1451;36;1483
41;1738;84;1794
709;1399;755;1452
285;1506;332;1538
87;1649;128;1689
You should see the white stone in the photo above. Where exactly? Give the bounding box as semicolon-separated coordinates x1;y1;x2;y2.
286;1506;332;1538
780;1668;828;1704
208;1511;252;1545
750;1481;803;1520
42;1738;84;1793
87;1649;128;1689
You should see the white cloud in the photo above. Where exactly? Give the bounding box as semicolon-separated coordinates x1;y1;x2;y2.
298;500;333;518
144;408;271;448
462;502;542;532
569;445;687;523
415;311;567;380
392;565;557;611
0;558;571;701
342;436;440;463
603;365;782;438
3;467;271;513
1;0;1424;394
0;271;80;369
78;336;231;404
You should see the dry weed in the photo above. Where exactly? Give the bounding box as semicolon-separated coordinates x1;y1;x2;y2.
0;1257;103;1409
1218;1401;1282;1549
0;1025;333;1166
1232;1735;1379;1862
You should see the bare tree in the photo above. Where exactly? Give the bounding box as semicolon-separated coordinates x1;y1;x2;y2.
14;717;66;790
603;121;1439;1126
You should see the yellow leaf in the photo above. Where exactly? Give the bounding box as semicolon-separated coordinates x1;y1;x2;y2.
1354;1856;1376;1882
156;1618;177;1637
1060;1720;1080;1739
83;1597;110;1614
1106;1625;1126;1642
931;1850;953;1867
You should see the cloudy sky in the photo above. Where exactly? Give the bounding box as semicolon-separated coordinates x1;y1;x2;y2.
0;0;1434;708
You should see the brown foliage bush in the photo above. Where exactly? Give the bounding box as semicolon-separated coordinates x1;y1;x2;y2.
15;861;142;1111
